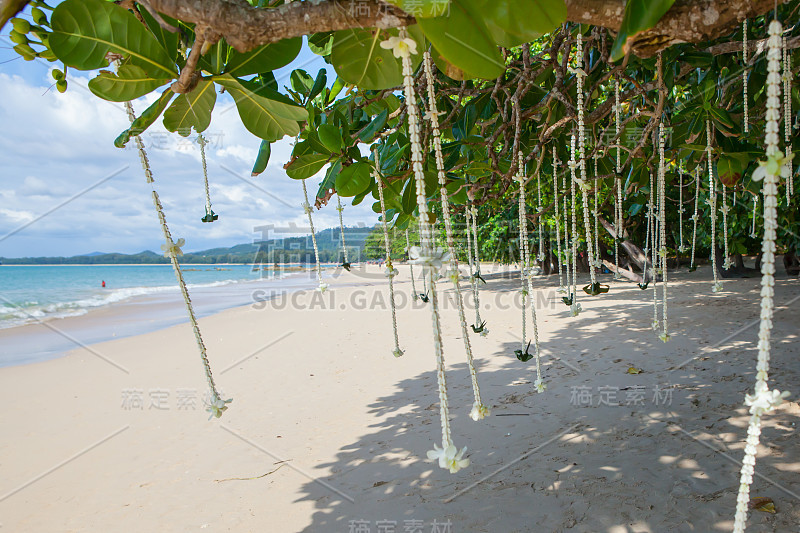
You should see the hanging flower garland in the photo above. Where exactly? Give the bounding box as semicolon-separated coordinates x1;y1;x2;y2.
657;124;669;342
389;30;467;473
423;50;488;419
335;194;351;271
572;32;599;294
373;152;404;359
198;134;218;223
677;160;687;253
466;192;486;334
568;134;581;316
301;179;327;293
690;166;701;271
536;157;545;263
706;119;723;293
515;155;546;392
750;194;759;238
649;169;659;322
406;229;419;301
743;19;749;134
125;101;229;420
593;153;600;271
614;76;623;280
783;35;793;199
553;147;566;293
721;185;731;269
732;20;792;532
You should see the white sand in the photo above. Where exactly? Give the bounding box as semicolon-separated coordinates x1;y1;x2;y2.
0;264;798;532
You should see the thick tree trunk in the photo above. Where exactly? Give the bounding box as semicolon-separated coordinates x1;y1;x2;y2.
142;0;788;55
784;251;800;276
716;245;760;278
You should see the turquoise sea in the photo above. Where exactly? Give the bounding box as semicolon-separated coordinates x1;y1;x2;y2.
0;264;326;366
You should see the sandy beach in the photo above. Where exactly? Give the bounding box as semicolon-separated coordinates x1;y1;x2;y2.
0;264;798;532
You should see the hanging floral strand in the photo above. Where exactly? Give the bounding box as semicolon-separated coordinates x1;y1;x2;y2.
516;155;546;391
198;134;218;223
743;19;749;134
405;229;419;300
553;147;566;293
658;124;669;342
732;20;792;531
568;134;580;315
707;119;722;293
721;185;731;269
465;192;486;333
593;153;600;271
783;35;793;199
389;30;467;473
677;160;685;253
750;194;759;238
374;152;403;358
335;194;350;270
423;50;488;418
125;101;229;419
573;32;599;292
301;179;327;293
690;166;701;270
614;77;623;280
650;169;659;326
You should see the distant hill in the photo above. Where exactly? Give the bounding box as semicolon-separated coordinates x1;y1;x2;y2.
0;226;376;265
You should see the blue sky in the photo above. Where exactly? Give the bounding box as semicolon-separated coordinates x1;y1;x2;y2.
0;7;378;258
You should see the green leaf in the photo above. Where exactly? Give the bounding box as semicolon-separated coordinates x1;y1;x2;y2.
216;76;306;141
358;109;388;143
88;65;171;102
251;140;271;177
609;0;676;62
139;8;180;62
717;153;750;187
317;159;342;199
383;0;451;18
336;162;372;196
318;123;342;153
483;0;566;48
224;38;301;77
331;28;419;90
309;69;327;102
308;32;333;56
163;78;216;136
114;90;175;148
286;154;329;180
50;0;177;78
417;0;505;80
198;40;231;75
290;69;315;96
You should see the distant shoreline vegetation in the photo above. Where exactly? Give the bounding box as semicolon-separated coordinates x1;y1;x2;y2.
1;227;379;265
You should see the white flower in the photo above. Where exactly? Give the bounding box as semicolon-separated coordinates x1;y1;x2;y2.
652;320;660;331
678;245;689;253
392;348;404;358
479;327;489;337
752;150;794;181
570;302;582;316
317;282;329;293
206;395;232;419
446;268;461;284
423;109;444;122
384;267;399;278
712;282;723;293
301;201;313;215
161;237;185;258
556;286;567;294
380;35;417;58
408;246;450;273
659;332;670;343
534;378;547;393
469;402;490;421
745;388;790;415
426;443;470;473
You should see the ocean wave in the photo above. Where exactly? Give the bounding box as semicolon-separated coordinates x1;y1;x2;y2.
0;273;284;329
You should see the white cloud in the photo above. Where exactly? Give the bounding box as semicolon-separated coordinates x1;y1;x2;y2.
0;67;380;258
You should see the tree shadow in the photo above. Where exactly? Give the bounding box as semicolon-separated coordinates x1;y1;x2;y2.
293;268;800;532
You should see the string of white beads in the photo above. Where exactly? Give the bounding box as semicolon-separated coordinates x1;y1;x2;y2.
690;166;700;269
732;20;791;532
336;194;349;264
707;120;722;293
743;19;749;133
301;179;326;292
